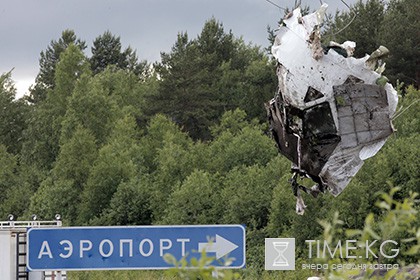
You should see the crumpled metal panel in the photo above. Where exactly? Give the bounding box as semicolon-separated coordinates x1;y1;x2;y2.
334;81;392;148
319;78;394;195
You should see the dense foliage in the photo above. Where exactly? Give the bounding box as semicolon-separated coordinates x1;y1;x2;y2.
0;0;418;278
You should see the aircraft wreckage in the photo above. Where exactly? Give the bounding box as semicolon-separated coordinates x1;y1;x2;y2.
266;4;398;214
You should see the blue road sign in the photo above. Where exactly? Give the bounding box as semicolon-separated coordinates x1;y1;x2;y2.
27;225;245;271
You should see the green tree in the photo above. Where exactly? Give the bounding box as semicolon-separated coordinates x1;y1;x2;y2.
150;19;239;140
28;30;86;104
378;0;420;86
28;178;79;223
0;144;36;220
0;182;33;220
149;18;276;139
98;177;153;226
138;114;191;173
240;58;276;121
209;108;249;137
380;135;420;195
267;174;297;237
217;53;276;121
20;104;59;171
21;44;90;171
161;170;221;224
92;67;149;116
78;115;140;224
206;110;278;174
151;32;216;139
53;126;98;190
195;17;235;70
90;31;147;76
0;145;18;211
221;156;286;230
60;74;118;145
51;44;91;114
28;127;97;223
149;139;193;221
0;71;29;154
141;114;194;220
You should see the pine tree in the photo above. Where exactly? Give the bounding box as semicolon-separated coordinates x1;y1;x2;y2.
90;31;147;76
28;30;86;104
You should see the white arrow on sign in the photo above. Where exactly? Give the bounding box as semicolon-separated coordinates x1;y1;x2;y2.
198;234;239;260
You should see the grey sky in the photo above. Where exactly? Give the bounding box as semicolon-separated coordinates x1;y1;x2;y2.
0;0;357;97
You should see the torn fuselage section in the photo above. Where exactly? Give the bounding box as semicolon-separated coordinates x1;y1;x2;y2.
268;95;340;178
267;4;398;214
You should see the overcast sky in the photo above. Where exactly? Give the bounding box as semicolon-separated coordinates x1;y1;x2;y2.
1;0;358;97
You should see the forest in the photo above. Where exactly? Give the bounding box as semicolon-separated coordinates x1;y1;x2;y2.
0;0;418;278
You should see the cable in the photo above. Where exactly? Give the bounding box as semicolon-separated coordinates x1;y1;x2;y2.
393;99;420;120
330;0;357;36
264;0;287;11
